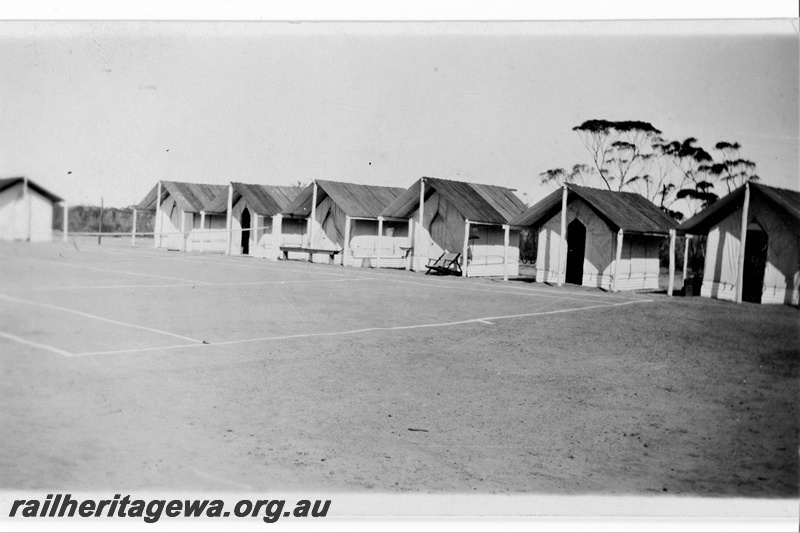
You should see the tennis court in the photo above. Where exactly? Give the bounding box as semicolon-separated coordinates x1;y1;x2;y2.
1;239;797;497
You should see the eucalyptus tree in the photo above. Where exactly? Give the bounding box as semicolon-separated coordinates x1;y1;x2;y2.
659;137;717;217
539;164;594;188
703;141;759;193
571;119;663;192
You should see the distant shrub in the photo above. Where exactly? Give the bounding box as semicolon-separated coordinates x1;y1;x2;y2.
53;206;154;234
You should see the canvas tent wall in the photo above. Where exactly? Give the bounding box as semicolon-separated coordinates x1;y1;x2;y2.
511;184;676;291
0;177;63;242
203;182;302;259
678;182;800;306
280;180;406;266
136;181;225;252
380;177;526;277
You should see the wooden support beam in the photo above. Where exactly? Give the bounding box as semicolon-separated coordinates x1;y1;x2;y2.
343;215;351;267
668;229;676;297
180;207;186;252
557;185;567;287
131;208;137;247
683;234;690;284
272;214;283;260
225;184;233;255
199;211;206;244
735;182;751;304
462;219;470;278
416;178;425;271
376;216;384;269
406;218;413;270
252;213;260;255
503;224;510;282
308;182;317;248
612;229;624;292
155;181;162;249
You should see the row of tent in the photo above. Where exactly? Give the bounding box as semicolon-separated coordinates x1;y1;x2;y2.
1;175;798;305
131;176;800;306
135;177;527;278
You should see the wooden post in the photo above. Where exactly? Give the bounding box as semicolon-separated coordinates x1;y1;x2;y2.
272;214;283;260
62;202;69;243
131;208;137;247
612;229;624;292
683;234;690;283
180;208;186;252
376;216;384;269
343;215;351;267
503;224;510;282
416;178;425;271
308;182;317;248
225;183;233;255
199;211;206;245
252;213;260;255
735;182;751;304
98;196;103;245
23;177;31;241
557;185;567;286
668;229;676;297
155;181;162;249
406;218;413;270
462;219;470;278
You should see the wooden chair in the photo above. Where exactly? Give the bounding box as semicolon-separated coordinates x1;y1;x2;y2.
425;252;462;275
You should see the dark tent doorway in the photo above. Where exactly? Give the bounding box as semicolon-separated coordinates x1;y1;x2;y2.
241;208;251;255
565;219;586;285
742;222;768;303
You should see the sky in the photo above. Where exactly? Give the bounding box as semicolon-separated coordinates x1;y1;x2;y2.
0;20;797;209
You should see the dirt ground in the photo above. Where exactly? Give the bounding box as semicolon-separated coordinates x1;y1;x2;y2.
0;240;797;498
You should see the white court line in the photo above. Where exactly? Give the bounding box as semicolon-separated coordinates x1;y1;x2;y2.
0;277;373;292
4;254;211;285
65;247;370;281
0;293;202;344
72;299;652;357
379;277;636;304
175;253;641;302
372;272;641;301
42;244;644;301
0;331;74;357
130;251;639;302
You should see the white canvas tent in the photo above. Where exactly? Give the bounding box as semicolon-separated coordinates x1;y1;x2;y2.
203;182;302;259
511;184;677;291
0;177;63;242
380;177;526;278
678;182;800;306
136;181;226;252
280;180;406;266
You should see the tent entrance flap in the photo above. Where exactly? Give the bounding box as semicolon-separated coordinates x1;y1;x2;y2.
566;219;586;285
742;225;768;304
241;208;251;255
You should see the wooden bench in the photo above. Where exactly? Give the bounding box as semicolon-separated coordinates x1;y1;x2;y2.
279;246;341;264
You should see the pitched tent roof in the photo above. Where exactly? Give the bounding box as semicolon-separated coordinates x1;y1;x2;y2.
136;181;226;212
678;182;800;235
0;177;63;203
282;180;406;219
510;184;677;235
203;183;303;216
380;177;526;224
